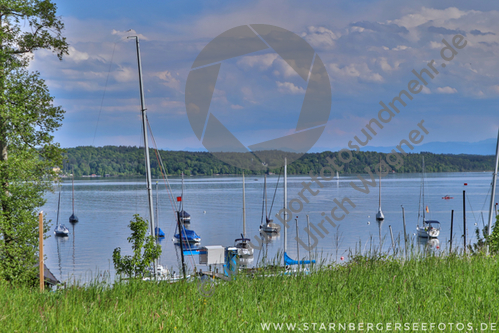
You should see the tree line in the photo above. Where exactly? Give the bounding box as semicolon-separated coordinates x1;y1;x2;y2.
62;146;497;177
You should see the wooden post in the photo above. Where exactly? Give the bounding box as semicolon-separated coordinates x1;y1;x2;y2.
39;211;44;291
450;210;454;253
389;225;395;254
463;191;466;253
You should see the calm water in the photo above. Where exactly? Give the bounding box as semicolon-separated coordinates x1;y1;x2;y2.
43;172;497;283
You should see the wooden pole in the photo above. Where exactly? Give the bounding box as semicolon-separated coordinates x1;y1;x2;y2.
401;205;407;250
463;191;466;253
450;210;454;253
389;225;395;254
39;211;44;291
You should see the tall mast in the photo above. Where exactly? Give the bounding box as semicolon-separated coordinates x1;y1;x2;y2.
422;156;426;223
181;172;184;213
487;129;499;238
130;35;156;274
378;156;381;208
71;169;75;214
155;181;159;233
264;173;268;220
284;157;287;257
242;172;246;237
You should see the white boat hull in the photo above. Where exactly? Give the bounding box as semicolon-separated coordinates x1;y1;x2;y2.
417;226;440;238
260;222;281;234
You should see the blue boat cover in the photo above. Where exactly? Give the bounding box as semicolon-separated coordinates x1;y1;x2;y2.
174;227;200;241
179;210;190;218
284;252;315;265
155;227;165;237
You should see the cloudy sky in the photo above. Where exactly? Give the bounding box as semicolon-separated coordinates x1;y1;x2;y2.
31;0;499;153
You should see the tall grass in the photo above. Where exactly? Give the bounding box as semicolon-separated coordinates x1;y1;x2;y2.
1;253;498;332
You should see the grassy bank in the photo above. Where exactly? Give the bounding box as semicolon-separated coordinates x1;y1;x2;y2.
2;254;498;332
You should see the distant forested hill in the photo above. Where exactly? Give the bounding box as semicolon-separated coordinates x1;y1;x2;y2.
61;146;496;177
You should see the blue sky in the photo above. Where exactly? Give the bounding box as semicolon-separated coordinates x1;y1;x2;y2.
31;0;499;154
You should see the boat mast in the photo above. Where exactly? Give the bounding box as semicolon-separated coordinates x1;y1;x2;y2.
130;35;156;274
181;172;184;213
242;172;246;237
155;181;159;233
71;170;75;215
378;156;381;209
264;173;268;220
56;187;61;227
284;157;287;258
487;129;499;238
422;156;426;223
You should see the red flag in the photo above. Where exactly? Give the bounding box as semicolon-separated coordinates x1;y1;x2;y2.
177;196;182;202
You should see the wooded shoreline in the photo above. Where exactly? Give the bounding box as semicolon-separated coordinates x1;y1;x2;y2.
62;146;497;177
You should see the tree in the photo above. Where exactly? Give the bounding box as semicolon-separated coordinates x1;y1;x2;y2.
112;214;162;279
0;0;68;284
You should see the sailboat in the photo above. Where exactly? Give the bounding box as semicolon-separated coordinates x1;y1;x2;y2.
179;172;191;224
282;157;315;268
68;170;78;223
154;181;165;238
54;186;69;236
416;156;441;238
376;156;384;221
259;173;281;234
235;172;254;258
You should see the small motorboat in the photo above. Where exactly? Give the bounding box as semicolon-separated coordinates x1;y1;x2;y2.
260;217;281;234
54;224;69;237
235;234;254;258
417;220;441;238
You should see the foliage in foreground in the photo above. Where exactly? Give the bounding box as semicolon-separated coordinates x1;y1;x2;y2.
1;254;498;332
0;0;68;285
112;214;161;279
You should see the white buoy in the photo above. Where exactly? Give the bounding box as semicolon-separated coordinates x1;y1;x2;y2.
367;221;370;225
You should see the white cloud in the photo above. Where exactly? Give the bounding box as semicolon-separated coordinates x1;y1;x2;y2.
112;29;149;41
436;86;457;94
276;81;305;94
152;70;180;90
113;66;135;83
378;57;402;72
430;41;444;49
421;86;431;94
230;104;243;110
302;26;339;49
237;54;278;71
329;63;383;82
67;46;89;62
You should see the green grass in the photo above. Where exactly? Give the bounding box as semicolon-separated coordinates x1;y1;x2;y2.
1;254;499;332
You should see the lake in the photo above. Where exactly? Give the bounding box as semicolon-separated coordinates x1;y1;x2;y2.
43;171;497;283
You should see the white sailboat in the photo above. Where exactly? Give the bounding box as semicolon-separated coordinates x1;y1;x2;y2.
54;186;69;236
68;171;78;223
376;156;384;221
416;156;441;238
259;173;281;234
235;172;254;258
